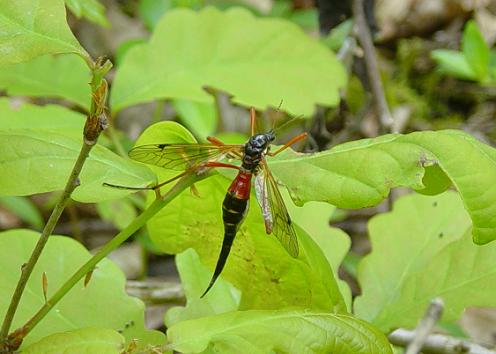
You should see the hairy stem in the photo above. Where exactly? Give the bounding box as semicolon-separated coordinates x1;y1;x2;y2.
0;58;112;344
19;173;202;338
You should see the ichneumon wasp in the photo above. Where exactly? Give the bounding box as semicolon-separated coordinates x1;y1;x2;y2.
104;108;307;296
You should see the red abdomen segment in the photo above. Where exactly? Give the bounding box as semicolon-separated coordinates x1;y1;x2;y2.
227;171;252;200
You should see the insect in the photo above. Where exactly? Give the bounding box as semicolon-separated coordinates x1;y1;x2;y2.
104;108;307;296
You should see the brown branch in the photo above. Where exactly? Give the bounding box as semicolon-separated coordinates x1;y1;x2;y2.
352;0;394;132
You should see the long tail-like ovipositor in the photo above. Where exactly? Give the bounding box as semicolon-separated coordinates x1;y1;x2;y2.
201;179;250;297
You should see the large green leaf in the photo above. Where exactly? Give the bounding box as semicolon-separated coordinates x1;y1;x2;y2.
137;122;346;312
164;248;241;327
0;230;165;348
0;54;91;109
0;0;88;65
21;327;125;354
111;7;346;116
268;130;496;245
354;192;496;332
0;100;154;202
167;310;393;354
65;0;109;27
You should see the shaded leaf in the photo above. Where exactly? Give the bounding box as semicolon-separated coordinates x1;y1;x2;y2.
65;0;109;27
96;198;138;230
0;195;44;229
0;54;91;109
268;130;496;245
0;101;155;202
0;0;88;65
172;99;217;138
0;230;165;348
22;327;125;354
111;7;346;116
167;310;393;354
355;192;496;332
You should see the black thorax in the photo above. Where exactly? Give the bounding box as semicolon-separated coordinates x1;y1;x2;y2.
241;132;275;172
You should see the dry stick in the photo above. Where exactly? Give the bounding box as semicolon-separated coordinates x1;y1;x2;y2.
406;298;444;354
389;329;496;354
0;59;112;346
351;0;394;133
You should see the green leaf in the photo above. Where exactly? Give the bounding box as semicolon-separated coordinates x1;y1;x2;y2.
96;198;138;230
0;0;88;65
0;54;91;110
65;0;109;27
111;7;346;116
172;99;217;138
164;248;241;327
0;230;165;348
167;310;393;354
0;100;155;202
267;130;496;245
139;0;173;30
286;199;352;310
0;196;44;229
354;192;496;332
322;19;354;52
462;20;490;82
139;122;346;312
21;327;125;354
431;49;477;81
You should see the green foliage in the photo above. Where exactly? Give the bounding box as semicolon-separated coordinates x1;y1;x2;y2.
139;122;347;312
0;100;155;202
167;310;393;354
21;327;125;354
0;230;164;348
269;130;496;244
172;99;217;138
111;7;346;116
96;199;138;230
355;192;496;332
0;54;91;110
431;20;494;83
0;196;44;230
65;0;109;27
0;0;88;65
165;248;241;327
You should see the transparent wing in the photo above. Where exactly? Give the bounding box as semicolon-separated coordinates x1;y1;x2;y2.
129;144;243;171
260;159;299;258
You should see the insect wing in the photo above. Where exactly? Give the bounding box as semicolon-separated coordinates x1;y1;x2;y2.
129;144;243;170
260;160;299;258
254;172;273;234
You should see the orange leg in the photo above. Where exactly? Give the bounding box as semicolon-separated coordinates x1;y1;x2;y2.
268;132;308;156
204;161;240;170
207;136;225;146
250;107;256;136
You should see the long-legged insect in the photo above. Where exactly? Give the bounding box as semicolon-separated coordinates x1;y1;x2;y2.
104;108;307;296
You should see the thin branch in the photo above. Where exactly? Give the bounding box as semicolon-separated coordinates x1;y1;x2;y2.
351;0;394;132
389;329;496;354
406;298;444;354
0;58;112;348
5;172;203;350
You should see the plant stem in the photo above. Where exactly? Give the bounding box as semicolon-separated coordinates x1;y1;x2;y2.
20;173;201;337
0;58;112;344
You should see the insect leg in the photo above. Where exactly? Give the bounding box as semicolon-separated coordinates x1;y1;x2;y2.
250;107;256;136
268;132;308;156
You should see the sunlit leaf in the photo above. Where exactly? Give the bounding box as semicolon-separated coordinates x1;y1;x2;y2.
462;20;489;82
0;0;88;65
354;192;496;332
268;130;496;245
167;310;393;354
0;230;165;348
431;50;476;81
164;248;241;327
22;327;125;354
0;54;91;109
111;7;346;116
0;101;154;202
